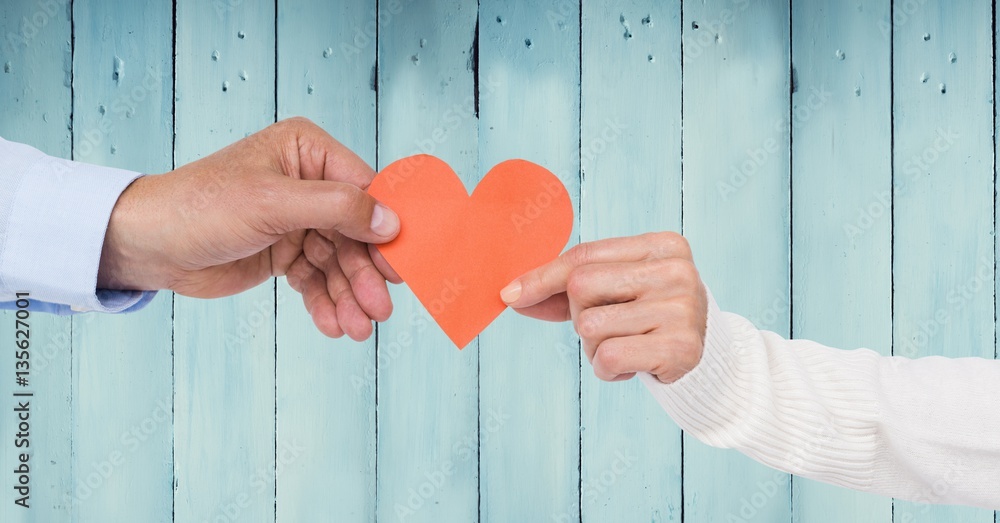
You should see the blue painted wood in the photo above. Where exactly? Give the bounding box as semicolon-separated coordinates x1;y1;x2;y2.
790;2;894;522
275;0;377;520
375;1;480;522
3;2;1000;520
477;2;581;521
580;2;683;522
891;1;995;522
172;1;277;521
680;0;792;521
0;2;73;521
70;0;174;521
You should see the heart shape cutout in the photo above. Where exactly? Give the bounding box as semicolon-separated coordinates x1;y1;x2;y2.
368;155;574;348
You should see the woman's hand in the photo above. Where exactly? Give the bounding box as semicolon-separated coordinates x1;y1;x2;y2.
501;232;708;384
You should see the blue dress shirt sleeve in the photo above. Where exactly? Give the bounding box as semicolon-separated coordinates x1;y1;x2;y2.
0;136;157;314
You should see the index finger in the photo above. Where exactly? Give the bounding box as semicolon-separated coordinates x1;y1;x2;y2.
286;117;377;189
501;231;691;309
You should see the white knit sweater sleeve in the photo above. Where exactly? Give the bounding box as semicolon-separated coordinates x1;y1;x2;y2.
639;291;1000;509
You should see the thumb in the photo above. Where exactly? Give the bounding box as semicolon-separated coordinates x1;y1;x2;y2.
272;178;400;243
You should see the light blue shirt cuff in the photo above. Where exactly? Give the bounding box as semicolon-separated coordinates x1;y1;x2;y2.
0;138;157;313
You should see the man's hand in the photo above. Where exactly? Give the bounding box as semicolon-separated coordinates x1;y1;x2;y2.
500;232;708;384
97;117;402;341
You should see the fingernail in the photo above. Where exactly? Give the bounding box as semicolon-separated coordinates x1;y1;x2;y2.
371;203;399;237
500;281;522;304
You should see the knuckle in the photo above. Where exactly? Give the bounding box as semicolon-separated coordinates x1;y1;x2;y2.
346;262;379;287
594;339;625;377
332;284;354;306
672;334;704;373
286;261;315;289
665;295;700;325
245;178;287;231
305;233;335;265
647;231;692;260
281;116;315;131
565;267;590;298
243;175;279;204
680;329;705;354
330;184;370;224
565;242;594;266
575;308;603;339
658;257;698;285
519;269;544;297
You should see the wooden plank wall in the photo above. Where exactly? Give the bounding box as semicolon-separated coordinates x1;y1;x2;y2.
71;1;175;522
0;1;73;521
376;1;480;521
275;1;378;520
790;2;892;522
0;1;997;522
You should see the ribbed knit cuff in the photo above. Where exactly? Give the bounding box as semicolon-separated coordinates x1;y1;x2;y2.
639;291;883;491
638;291;748;448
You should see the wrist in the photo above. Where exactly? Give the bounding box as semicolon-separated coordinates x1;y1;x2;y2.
97;174;171;291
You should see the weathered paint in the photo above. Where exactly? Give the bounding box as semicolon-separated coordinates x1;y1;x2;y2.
0;1;73;521
275;1;377;521
172;0;276;522
71;0;174;521
580;1;683;522
681;0;792;521
790;2;893;522
891;1;995;522
478;2;582;521
375;1;480;522
2;1;999;522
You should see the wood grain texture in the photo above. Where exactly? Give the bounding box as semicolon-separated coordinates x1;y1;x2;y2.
890;1;995;522
0;1;73;521
2;1;1000;521
680;0;792;521
477;1;581;521
579;1;683;522
172;0;276;521
375;1;480;522
70;0;174;521
790;2;893;522
274;1;378;521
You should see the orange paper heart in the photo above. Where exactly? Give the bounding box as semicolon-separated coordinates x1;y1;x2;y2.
368;155;574;348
